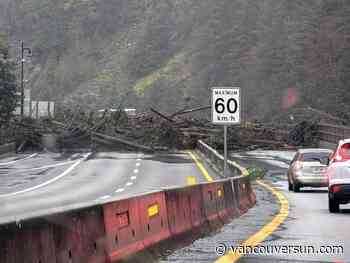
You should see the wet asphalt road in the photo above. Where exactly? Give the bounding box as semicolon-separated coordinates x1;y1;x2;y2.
232;151;350;263
0;151;218;224
156;150;349;263
1;150;349;262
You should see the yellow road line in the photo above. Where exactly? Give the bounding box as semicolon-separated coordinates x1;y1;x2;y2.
188;151;213;182
214;180;289;263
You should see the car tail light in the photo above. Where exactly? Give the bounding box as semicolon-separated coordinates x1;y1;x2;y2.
330;185;342;193
333;143;350;163
333;154;345;162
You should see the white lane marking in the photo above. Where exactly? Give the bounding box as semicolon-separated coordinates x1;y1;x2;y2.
133;169;139;174
115;188;124;193
0;153;92;198
130;176;137;180
137;154;142;158
136;163;141;167
13;161;76;171
126;182;133;186
99;195;111;200
136;158;142;162
0;153;38;166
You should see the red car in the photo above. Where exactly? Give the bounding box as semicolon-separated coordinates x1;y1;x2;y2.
328;139;350;213
329;139;350;164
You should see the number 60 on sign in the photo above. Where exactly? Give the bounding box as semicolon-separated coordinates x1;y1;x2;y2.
211;87;241;125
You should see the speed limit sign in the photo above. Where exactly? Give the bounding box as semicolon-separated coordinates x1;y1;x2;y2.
212;87;241;125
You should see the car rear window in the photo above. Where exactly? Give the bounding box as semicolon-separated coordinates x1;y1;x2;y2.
339;143;350;159
300;152;331;162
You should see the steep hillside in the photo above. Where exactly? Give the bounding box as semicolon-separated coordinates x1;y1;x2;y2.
1;0;350;121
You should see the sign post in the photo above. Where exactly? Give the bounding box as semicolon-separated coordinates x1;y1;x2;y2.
224;125;228;176
212;87;241;177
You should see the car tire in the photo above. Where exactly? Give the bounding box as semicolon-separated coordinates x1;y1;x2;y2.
293;182;300;192
288;180;293;191
329;196;340;213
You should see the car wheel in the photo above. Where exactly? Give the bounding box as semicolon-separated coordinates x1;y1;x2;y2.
288;180;293;191
329;196;340;213
293;182;300;192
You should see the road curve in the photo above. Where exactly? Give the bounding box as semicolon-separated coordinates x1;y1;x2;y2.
158;150;349;263
230;150;350;263
0;151;218;225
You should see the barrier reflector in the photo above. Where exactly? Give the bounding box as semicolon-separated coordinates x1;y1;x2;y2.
237;177;251;213
214;182;227;220
138;192;171;248
148;204;160;218
165;188;193;235
103;198;144;262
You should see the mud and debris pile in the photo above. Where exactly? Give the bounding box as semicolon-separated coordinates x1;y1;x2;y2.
286;121;319;147
3;105;328;152
50;106;218;151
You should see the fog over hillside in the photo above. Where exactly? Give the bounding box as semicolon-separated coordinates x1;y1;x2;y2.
1;0;350;121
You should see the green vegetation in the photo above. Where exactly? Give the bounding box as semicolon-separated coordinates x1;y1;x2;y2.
133;52;187;96
1;0;350;121
0;34;17;126
246;167;266;180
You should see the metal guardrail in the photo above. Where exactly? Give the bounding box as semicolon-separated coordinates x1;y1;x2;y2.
197;140;249;177
318;123;350;144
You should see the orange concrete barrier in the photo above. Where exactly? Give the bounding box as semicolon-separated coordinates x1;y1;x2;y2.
137;192;171;248
236;176;255;213
223;179;239;219
0;222;57;263
201;183;220;222
0;147;256;263
0;208;106;263
103;197;144;262
103;191;171;261
186;184;206;228
214;182;227;220
166;188;195;236
201;182;227;223
51;209;106;263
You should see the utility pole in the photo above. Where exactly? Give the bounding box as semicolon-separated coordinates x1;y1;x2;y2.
20;41;31;118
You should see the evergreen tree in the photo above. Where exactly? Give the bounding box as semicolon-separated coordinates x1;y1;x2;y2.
0;35;18;126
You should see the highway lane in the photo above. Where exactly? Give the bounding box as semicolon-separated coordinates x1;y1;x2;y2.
230;150;350;262
0;152;88;196
0;151;218;225
156;150;349;263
